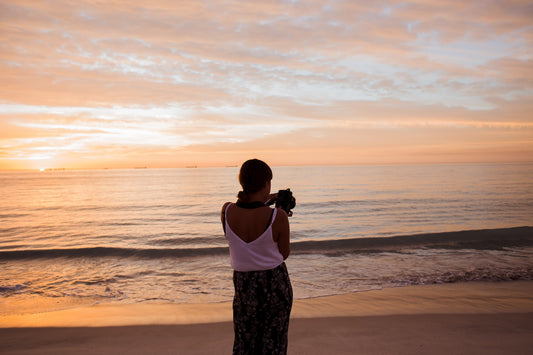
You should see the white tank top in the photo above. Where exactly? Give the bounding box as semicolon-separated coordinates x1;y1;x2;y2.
225;203;284;272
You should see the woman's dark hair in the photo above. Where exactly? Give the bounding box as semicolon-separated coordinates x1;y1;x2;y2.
237;159;272;201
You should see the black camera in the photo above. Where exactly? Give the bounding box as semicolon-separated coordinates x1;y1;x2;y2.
266;188;296;216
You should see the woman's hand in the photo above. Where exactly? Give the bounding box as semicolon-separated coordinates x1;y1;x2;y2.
265;193;277;206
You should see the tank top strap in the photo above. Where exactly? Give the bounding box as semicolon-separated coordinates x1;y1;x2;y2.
269;207;278;227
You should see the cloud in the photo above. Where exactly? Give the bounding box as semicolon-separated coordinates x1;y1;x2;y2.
0;0;532;168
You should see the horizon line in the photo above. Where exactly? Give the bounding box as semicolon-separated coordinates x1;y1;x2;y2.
1;160;532;172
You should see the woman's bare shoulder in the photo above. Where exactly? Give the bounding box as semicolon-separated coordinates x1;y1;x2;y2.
221;201;232;213
273;207;289;225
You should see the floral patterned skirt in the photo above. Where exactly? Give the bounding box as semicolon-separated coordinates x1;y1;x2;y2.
232;262;293;355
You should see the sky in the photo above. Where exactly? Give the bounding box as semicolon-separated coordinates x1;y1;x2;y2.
1;0;532;170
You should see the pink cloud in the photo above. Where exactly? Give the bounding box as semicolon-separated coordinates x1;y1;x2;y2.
0;0;531;168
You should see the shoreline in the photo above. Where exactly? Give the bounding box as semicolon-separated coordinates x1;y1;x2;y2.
2;280;532;328
1;281;532;354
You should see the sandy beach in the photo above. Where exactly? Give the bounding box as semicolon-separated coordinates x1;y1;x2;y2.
2;281;532;354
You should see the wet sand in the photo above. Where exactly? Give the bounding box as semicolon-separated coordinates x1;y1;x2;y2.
1;281;533;354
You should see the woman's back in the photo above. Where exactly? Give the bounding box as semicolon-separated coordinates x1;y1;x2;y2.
222;201;290;260
224;203;283;272
225;204;274;243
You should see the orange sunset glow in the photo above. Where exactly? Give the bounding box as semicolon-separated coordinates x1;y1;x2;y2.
1;1;532;170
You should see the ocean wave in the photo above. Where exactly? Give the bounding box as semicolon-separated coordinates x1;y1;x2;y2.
0;227;531;260
388;267;533;286
146;236;224;246
0;213;30;218
0;246;229;260
0;284;27;294
0;227;24;234
291;226;533;254
300;197;483;210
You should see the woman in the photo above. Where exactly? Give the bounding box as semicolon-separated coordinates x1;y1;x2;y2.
221;159;292;355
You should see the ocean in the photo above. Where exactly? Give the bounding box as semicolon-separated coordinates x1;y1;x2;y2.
1;163;532;313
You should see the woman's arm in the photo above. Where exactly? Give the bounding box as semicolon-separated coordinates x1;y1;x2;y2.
221;202;231;233
274;208;290;259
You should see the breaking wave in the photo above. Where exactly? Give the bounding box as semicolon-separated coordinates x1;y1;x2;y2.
1;226;531;260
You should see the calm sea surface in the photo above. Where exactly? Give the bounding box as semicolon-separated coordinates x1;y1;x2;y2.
1;163;532;313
